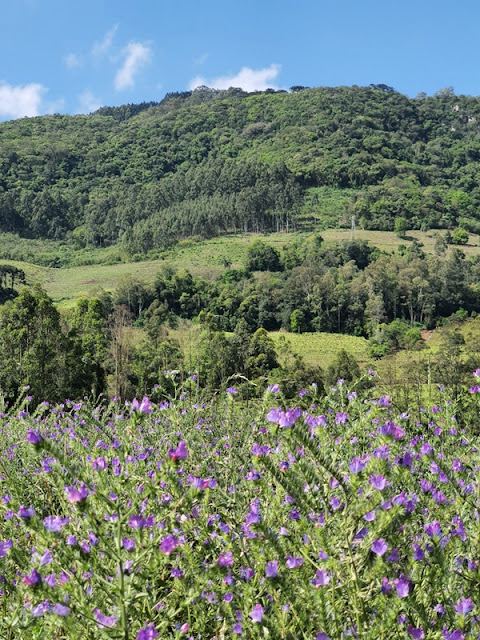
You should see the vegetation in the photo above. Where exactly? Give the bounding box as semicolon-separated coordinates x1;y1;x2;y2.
3;85;480;256
1;375;480;638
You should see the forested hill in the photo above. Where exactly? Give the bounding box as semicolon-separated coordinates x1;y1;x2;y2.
2;84;480;252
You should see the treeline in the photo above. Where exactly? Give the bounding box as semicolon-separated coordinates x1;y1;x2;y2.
3;86;480;249
117;236;480;338
0;236;479;403
0;283;331;404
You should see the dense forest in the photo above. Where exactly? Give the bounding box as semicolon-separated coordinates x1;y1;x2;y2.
2;85;480;252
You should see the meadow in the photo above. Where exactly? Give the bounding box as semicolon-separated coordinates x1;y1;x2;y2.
2;228;478;310
0;376;479;639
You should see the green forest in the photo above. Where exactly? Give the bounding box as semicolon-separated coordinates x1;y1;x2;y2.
2;84;480;255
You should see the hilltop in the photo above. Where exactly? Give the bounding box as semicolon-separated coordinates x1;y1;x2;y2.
1;85;480;256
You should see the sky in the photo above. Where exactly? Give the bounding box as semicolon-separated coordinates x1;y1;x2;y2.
2;0;480;121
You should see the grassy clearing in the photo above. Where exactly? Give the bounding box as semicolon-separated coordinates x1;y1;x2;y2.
2;228;479;309
270;331;369;369
168;324;369;371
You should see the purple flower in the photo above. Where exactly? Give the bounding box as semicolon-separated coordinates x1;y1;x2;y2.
370;474;387;491
27;430;44;447
316;634;330;640
226;387;238;395
349;457;365;473
311;569;331;587
22;568;41;587
160;534;179;556
31;601;50;617
455;598;473;616
443;631;464;640
424;521;442;537
233;622;243;634
52;603;70;616
250;604;264;623
412;544;424;562
18;505;35;521
252;443;270;457
65;484;89;504
44;515;69;532
0;539;13;558
94;609;118;628
266;407;301;427
265;561;279;578
137;623;159;639
122;537;136;551
394;575;411;598
218;551;234;567
267;384;280;393
335;412;348;425
407;627;425;639
129;515;146;529
371;539;389;557
131;397;153;414
286;555;304;569
168;440;188;461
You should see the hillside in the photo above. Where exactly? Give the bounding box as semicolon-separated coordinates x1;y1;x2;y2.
2;85;480;254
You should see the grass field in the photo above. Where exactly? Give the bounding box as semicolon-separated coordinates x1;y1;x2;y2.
2;228;479;309
269;331;369;368
167;322;369;371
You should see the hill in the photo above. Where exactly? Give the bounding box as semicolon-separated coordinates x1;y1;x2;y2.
2;85;480;254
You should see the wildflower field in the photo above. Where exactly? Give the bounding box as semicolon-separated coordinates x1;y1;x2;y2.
1;376;480;640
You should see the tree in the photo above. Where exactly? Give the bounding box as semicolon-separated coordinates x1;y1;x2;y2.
394;217;408;238
0;284;65;402
451;228;469;245
325;349;361;387
245;241;282;272
290;309;307;333
245;328;279;383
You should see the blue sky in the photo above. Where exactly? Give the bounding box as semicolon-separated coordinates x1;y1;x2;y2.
1;0;480;121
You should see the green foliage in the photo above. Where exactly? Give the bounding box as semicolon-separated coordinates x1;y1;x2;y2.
4;86;480;254
394;216;408;238
245;240;282;272
325;348;362;386
451;227;469;245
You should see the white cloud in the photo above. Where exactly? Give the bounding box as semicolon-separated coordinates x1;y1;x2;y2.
189;64;281;92
92;24;119;57
77;90;102;114
65;53;82;69
114;41;152;91
0;83;47;119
